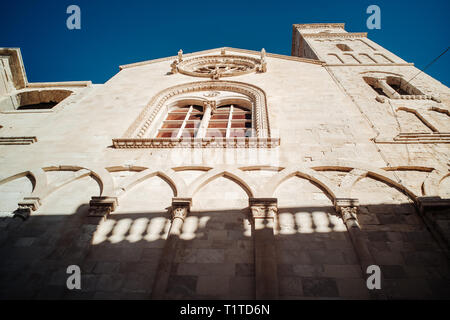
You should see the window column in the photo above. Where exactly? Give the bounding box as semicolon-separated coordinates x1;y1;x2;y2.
196;101;215;138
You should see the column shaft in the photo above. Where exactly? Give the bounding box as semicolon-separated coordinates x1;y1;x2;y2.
250;198;279;300
151;198;191;299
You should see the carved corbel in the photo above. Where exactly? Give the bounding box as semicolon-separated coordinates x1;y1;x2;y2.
171;198;191;221
13;197;41;220
88;196;118;218
335;198;360;228
249;198;278;220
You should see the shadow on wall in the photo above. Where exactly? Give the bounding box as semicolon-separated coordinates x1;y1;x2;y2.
0;202;449;300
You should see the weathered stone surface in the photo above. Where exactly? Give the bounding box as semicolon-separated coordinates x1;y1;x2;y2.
0;22;449;300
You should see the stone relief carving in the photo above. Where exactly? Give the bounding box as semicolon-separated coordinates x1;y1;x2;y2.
171;51;267;79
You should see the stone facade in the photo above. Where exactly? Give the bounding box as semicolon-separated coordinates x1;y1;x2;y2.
0;23;449;299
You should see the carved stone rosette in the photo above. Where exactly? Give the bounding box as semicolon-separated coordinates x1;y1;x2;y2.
334;198;360;228
174;54;266;80
88;196;118;218
249;198;278;220
171;198;192;221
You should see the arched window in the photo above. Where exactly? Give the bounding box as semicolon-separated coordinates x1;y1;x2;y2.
386;76;423;96
156;105;203;138
113;81;279;148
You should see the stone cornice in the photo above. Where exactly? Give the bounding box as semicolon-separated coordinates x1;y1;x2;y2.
112;137;280;148
302;32;367;39
119;47;324;70
293;23;345;29
326;63;414;67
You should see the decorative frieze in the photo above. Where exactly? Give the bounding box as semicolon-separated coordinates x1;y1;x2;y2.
302;32;367;39
112;137;280;148
173;52;266;80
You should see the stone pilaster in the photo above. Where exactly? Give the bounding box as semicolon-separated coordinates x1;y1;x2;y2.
151;197;191;299
249;198;279;300
335;198;385;299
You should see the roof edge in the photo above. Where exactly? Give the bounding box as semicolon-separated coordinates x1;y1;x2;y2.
119;47;325;70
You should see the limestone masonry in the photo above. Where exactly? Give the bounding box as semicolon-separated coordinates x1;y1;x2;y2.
0;23;449;299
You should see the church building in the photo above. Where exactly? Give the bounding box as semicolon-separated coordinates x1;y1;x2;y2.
0;23;449;299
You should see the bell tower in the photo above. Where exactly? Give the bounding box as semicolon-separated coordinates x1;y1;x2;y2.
291;23;406;65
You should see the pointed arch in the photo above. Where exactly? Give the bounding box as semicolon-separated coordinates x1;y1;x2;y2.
116;168;186;197
187;167;256;198
263;165;338;200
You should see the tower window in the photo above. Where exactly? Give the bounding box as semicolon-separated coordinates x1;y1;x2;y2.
386;76;423;96
336;44;352;52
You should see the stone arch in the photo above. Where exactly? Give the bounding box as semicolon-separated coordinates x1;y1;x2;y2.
42;165;111;197
263;165;338;200
122;80;271;139
115;168;186;197
396;107;438;132
350;172;417;205
309;161;420;202
0;172;35;213
187;167;256;199
37;168;92;199
33;174;100;216
0;89;73;111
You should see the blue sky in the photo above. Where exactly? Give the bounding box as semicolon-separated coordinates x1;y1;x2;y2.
1;0;449;85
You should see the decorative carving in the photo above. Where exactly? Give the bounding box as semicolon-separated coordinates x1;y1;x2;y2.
341;206;358;223
302;32;367;39
172;206;188;221
335;198;360;228
117;80;273;147
112;137;280;148
175;54;266;79
171;198;191;221
259;48;267;73
178;49;183;62
203;91;220;98
170;60;178;74
249;198;278;219
203;100;217;113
